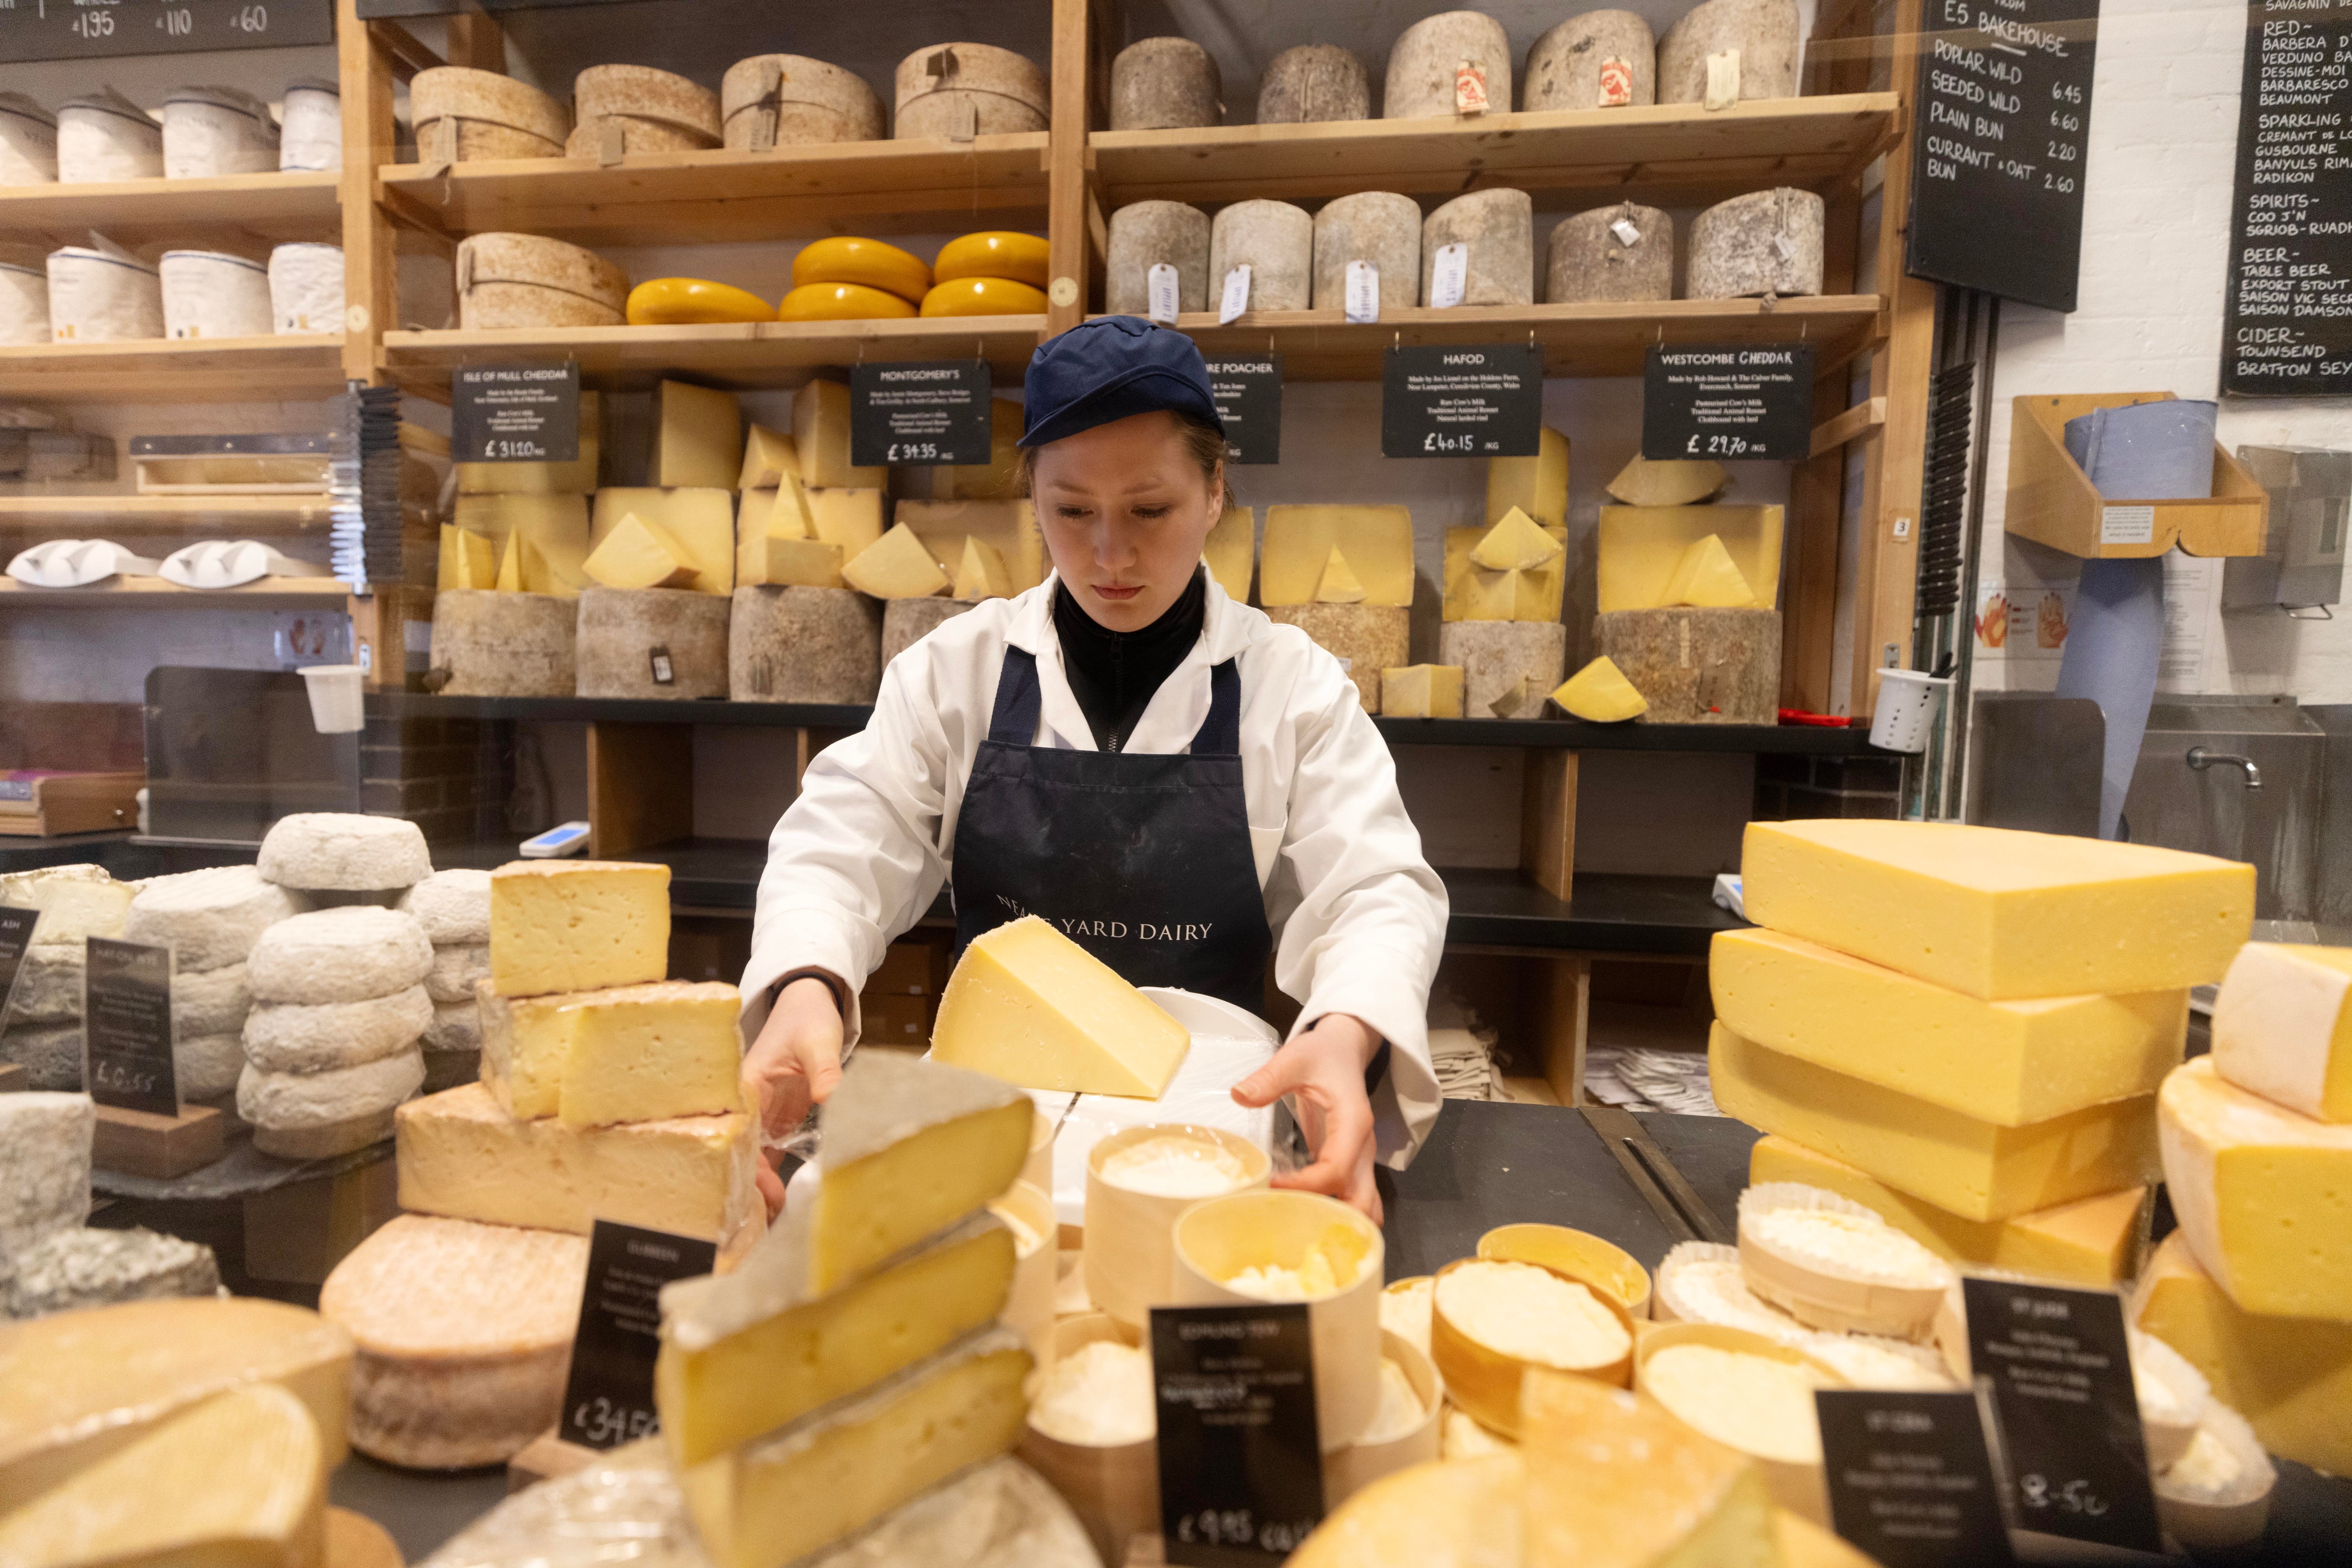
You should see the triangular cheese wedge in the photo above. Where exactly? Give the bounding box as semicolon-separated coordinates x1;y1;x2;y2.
954;536;1014;601
1470;507;1563;573
446;526;497;590
1606;453;1727;507
931;914;1191;1101
741;536;845;589
494;529;523;592
738;424;801;491
1313;544;1369;604
1659;534;1756;608
583;513;697;589
842;523;951;599
1553;656;1648;722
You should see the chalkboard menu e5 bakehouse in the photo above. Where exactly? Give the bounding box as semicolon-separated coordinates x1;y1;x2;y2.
2223;0;2352;396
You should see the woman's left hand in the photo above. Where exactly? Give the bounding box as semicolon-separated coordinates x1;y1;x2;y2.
1232;1013;1383;1223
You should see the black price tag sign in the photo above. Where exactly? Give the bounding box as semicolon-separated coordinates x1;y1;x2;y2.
1641;344;1815;461
850;361;993;468
452;364;581;464
559;1220;718;1451
1905;0;2100;312
1380;344;1542;459
1963;1277;2162;1554
0;0;335;63
1151;1303;1324;1567
1817;1389;2015;1568
0;905;37;1031
1204;356;1283;465
83;936;178;1117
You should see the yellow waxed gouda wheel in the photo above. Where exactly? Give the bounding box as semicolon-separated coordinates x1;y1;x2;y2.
778;282;920;322
791;236;930;304
625;277;777;325
934;231;1051;288
920;277;1051;317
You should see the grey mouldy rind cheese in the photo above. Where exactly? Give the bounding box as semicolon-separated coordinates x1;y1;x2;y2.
426;943;492;1006
1311;192;1423;313
2;1227;221;1321
397;867;493;946
1423;189;1536;307
1208;200;1313;313
729;585;884;704
430;590;578;698
243;984;436;1074
1687;187;1824;298
880;597;977;668
577;587;731;700
256;812;433;893
237;1048;426;1129
1523;11;1656;110
175;1032;244;1102
0;1092;95;1260
1657;0;1803;106
1257;45;1371;123
1106;202;1210;317
425;999;483;1055
1;1023;85;1092
126;862;307;970
1438;621;1569;720
246;906;435;1005
1595;606;1780;723
1547;204;1674;303
8;948;84;1024
171;962;252;1038
1112;37;1221;130
1384;10;1513;118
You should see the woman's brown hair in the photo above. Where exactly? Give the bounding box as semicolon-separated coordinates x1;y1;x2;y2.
1018;410;1232;514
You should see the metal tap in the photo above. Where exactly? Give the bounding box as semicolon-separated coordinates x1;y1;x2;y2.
2187;746;2263;791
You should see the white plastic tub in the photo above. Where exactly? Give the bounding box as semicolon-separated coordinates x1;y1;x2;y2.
57;90;161;182
278;79;342;173
161;249;273;339
47;245;162;341
162;85;279;177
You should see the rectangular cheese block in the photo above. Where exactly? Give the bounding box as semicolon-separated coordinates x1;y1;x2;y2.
2159;1055;2352;1321
1381;664;1465;719
681;1327;1031;1568
738;423;799;490
459;391;602;494
931;915;1192;1098
1260;505;1415;607
2132;1232;2352;1478
805;487;887;555
953;537;1013;601
1741;819;2255;1000
842;523;949;599
894;499;1044;593
1486;426;1569;532
2210;941;2352;1122
1442;523;1564;622
1748;1135;2147;1286
1597;504;1785;611
793;379;886;490
396;1082;758;1248
477;984;570;1119
1203;505;1254;602
591;488;734;593
1520;1369;1775;1568
1709;1022;2159;1222
489;859;671;998
1710;927;2187;1126
652;380;743;490
655;1211;1016;1465
559;981;744;1126
738;535;844;590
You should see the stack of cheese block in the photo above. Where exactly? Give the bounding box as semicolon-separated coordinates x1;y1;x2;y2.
1408;430;1568;721
434;391;600;697
853;499;1045;664
399;867;493;1090
2134;940;2352;1485
0;863;133;1091
1257;503;1414;711
0;1090;222;1322
126;863;306;1101
780;231;1050;323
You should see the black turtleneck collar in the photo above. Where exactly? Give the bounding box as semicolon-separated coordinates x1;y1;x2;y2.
1052;567;1208;753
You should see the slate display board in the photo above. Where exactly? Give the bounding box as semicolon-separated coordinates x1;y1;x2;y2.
558;1220;717;1450
1816;1389;2016;1567
1641;344;1814;460
1152;1303;1324;1568
0;907;35;1030
2222;0;2352;396
850;360;993;468
83;936;178;1117
452;365;580;464
1906;0;2101;312
1204;356;1283;465
0;0;334;62
1380;344;1542;459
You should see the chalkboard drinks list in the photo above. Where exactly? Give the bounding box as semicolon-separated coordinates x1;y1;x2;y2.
2223;0;2352;395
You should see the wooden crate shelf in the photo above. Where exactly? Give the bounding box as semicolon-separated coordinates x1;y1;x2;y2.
0;495;336;535
1089;94;1901;207
0;172;341;243
0;336;348;404
0;575;350;606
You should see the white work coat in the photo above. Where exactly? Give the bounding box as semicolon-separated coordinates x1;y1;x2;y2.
743;573;1449;1168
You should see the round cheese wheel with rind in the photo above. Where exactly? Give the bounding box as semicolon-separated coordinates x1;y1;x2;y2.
258;813;432;893
397;868;491;946
1210;199;1313;313
429;590;577;698
1422;189;1535;306
1658;0;1802;105
1546;203;1673;303
1438;620;1568;720
1112;37;1221;130
425;998;482;1054
238;1049;425;1129
1258;45;1369;123
1311;191;1422;313
410;67;570;152
572;65;720;138
172;962;251;1038
1105;201;1210;316
244;984;435;1073
720;55;885;148
456;234;629;331
176;1031;242;1101
246;907;433;1005
9;948;82;1023
1384;10;1512;119
128;863;308;970
730;585;884;704
892;44;1050;138
577;588;731;700
1688;187;1824;298
879;597;977;669
426;943;491;1006
1524;11;1656;110
564;118;715;158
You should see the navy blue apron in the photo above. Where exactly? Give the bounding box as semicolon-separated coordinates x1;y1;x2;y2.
950;645;1273;1017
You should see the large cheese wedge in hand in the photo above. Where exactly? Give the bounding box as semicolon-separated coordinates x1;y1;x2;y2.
1521;1370;1778;1568
1711;927;2187;1125
2159;1055;2352;1321
2210;941;2352;1122
932;914;1192;1098
1290;1453;1524;1568
0;1383;324;1568
489;859;671;998
1709;1023;2159;1222
0;1298;352;1509
1740;819;2254;1000
2133;1232;2352;1477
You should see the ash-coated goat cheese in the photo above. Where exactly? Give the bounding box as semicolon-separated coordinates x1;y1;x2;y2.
0;1093;94;1261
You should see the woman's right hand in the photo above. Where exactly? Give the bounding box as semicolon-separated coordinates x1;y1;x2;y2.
741;974;847;1219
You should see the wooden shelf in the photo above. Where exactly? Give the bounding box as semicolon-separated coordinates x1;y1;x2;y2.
0;495;336;535
1120;296;1882;380
378;317;1047;395
1089;94;1901;207
0;575;350;606
0;336;348;404
0;172;341;243
378;134;1051;248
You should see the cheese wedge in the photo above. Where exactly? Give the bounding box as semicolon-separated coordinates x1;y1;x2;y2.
1470;507;1563;573
1261;505;1415;606
0;1383;324;1568
1486;426;1570;531
1711;927;2188;1125
1443;523;1565;623
440;526;497;591
738;424;800;490
1203;505;1255;602
1659;534;1755;608
1521;1371;1778;1568
1382;665;1465;719
1606;453;1726;507
794;379;886;490
1709;1022;2160;1222
2211;942;2352;1122
1554;657;1646;722
1597;504;1783;611
953;536;1014;601
1314;544;1369;603
489;859;671;998
895;500;1045;594
739;535;845;590
583;513;696;590
936;397;1026;500
652;380;743;490
842;523;949;599
559;980;743;1127
477;985;571;1119
1740;819;2255;1000
931;914;1192;1098
1289;1454;1524;1568
2160;1055;2352;1321
494;529;524;592
804;487;887;556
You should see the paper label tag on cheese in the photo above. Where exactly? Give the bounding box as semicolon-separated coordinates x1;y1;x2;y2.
1599;58;1635;107
1454;61;1489;115
1147;263;1181;325
1430;244;1469;309
1219;263;1252;325
1610;217;1643;247
648;646;675;685
1705;50;1742;111
1774;233;1798;262
2100;505;2156;545
1344;260;1380;324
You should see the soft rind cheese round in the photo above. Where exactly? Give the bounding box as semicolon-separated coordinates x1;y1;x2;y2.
1099;1133;1249;1197
425;998;483;1053
173;962;250;1037
258;812;433;893
177;1029;243;1101
244;984;435;1073
0;1092;94;1259
0;1022;83;1092
238;1050;425;1128
247;906;434;1004
1738;1181;1954;1339
1644;1341;1824;1463
1112;37;1221;130
397;868;492;945
426;942;492;1005
1436;1259;1630;1369
128;863;305;971
1028;1338;1154;1446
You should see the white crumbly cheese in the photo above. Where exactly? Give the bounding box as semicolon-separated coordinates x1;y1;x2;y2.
425;998;483;1053
0;94;58;184
175;1031;243;1102
1;1225;220;1320
257;812;433;891
1381;1276;1434;1357
160;86;279;178
397;868;492;944
0;255;48;345
425;942;491;1005
237;1049;425;1129
0;1093;94;1260
266;243;342;334
2167;1425;2239;1491
24;873;132;948
1437;1261;1631;1369
1360;1357;1425;1443
1800;1334;1954;1391
1643;1344;1824;1464
246;907;434;1005
9;947;83;1023
173;963;252;1037
1225;1235;1361;1301
56;90;161;182
47;246;163;343
1099;1134;1249;1197
1745;1206;1950;1287
128;864;305;973
242;984;434;1072
277;80;341;173
1028;1339;1155;1446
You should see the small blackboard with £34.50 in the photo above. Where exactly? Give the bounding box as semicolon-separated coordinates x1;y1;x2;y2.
560;1220;719;1451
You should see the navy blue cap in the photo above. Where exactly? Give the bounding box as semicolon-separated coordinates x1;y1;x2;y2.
1019;316;1223;448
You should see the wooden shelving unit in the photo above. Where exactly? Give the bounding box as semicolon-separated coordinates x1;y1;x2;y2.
0;575;350;606
0;496;337;535
0;335;347;404
0;171;341;243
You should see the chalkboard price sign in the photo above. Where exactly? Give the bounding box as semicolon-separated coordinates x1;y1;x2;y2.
0;0;335;65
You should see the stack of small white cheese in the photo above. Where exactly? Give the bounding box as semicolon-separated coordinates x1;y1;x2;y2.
397;866;493;1089
125;863;306;1101
0;864;134;1091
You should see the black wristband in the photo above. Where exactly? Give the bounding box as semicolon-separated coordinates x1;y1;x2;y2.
772;968;851;1023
